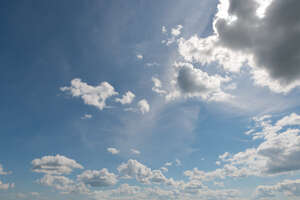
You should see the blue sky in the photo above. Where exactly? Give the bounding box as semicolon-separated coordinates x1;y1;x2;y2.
1;0;300;199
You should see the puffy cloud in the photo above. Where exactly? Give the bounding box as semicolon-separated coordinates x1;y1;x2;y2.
166;62;232;102
31;154;83;175
0;164;10;175
39;174;89;194
137;99;150;114
130;149;141;155
164;162;172;167
171;25;183;37
152;77;166;94
255;179;300;199
117;159;153;184
162;25;183;45
0;164;13;190
0;181;13;190
178;0;300;93
115;91;135;105
61;78;118;110
136;54;143;60
77;169;118;187
117;159;168;185
107;147;120;155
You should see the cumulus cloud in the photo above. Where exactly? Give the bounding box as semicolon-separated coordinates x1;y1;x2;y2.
60;78;118;110
115;91;135;105
130;149;141;155
117;159;168;185
152;77;166;94
31;154;83;175
107;147;120;155
166;62;232;102
136;54;143;60
255;179;300;199
178;0;300;93
137;99;150;114
77;169;118;187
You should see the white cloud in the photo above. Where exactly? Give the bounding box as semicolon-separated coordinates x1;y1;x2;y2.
115;91;135;105
255;179;300;199
152;77;166;94
117;159;168;185
160;167;168;172
136;54;143;60
130;149;141;155
31;154;83;175
165;62;232;102
178;0;300;93
164;162;172;167
137;99;150;114
0;181;13;190
171;25;183;36
0;164;10;175
61;78;118;110
39;174;89;194
81;114;92;120
77;169;118;187
175;159;182;166
162;26;167;34
162;25;183;45
107;147;120;155
185;113;300;182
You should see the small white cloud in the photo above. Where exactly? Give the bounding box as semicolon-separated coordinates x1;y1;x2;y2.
81;114;92;120
130;149;141;155
137;99;150;114
171;25;183;36
152;77;166;94
162;26;167;34
115;91;135;105
164;162;172;167
175;159;182;166
107;148;120;155
136;54;143;60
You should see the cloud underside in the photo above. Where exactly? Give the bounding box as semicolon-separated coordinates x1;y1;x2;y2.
178;0;300;93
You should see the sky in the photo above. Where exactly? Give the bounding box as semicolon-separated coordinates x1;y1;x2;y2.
1;0;300;199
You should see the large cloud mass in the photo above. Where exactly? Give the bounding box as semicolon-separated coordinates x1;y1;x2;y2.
178;0;300;93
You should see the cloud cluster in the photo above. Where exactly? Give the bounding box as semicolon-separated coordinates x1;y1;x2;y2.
77;169;118;187
178;0;300;93
61;79;151;114
185;113;300;183
255;179;300;199
0;164;14;190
